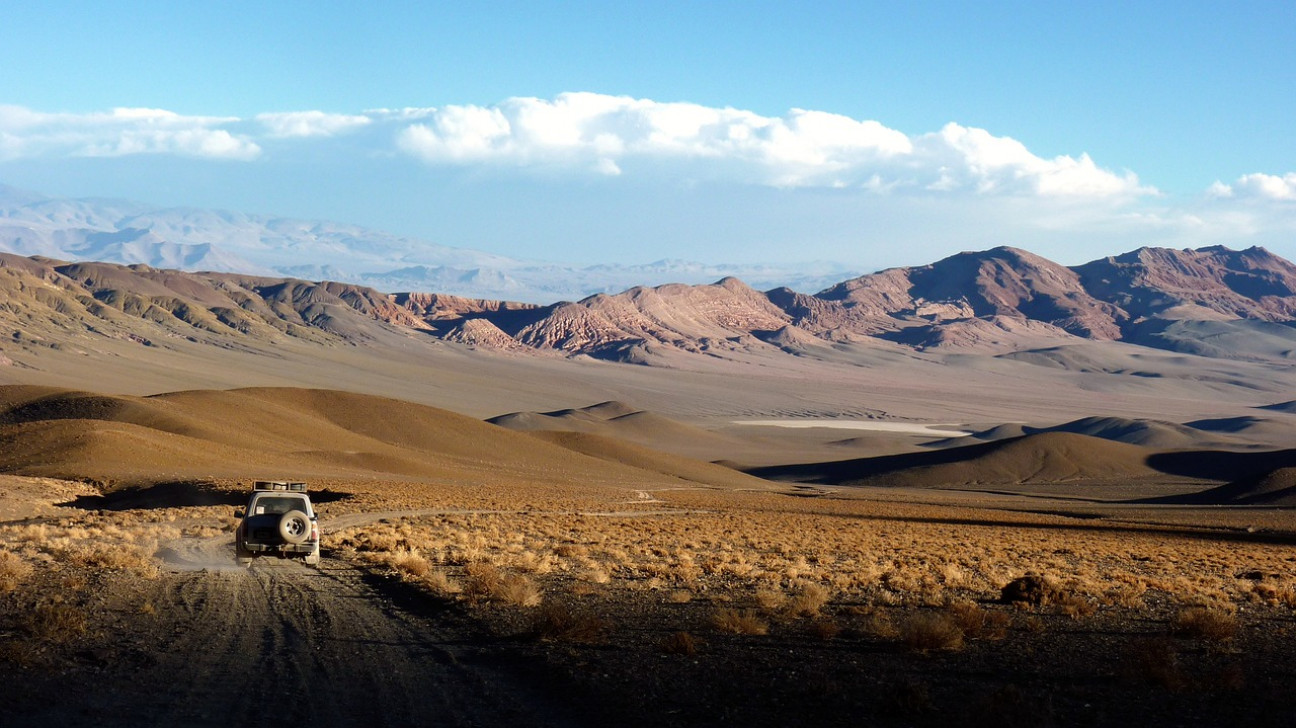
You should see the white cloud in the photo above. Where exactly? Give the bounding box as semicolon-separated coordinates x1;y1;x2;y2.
256;111;371;138
1221;172;1296;201
0;97;1152;200
393;93;1145;198
917;123;1147;198
0;105;260;161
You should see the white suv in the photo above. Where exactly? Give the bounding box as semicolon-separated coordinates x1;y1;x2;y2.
234;481;321;566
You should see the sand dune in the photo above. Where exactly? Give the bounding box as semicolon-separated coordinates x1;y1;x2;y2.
0;385;772;493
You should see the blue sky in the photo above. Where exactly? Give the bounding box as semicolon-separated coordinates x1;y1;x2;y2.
1;1;1294;270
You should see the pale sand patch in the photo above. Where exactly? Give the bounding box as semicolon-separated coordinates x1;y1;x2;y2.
733;420;972;437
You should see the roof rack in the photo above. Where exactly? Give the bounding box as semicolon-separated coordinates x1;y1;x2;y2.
253;480;308;492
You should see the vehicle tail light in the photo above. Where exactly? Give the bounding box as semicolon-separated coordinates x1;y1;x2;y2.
311;522;319;541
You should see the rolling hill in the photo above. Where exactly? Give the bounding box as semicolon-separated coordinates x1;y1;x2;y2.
0;385;778;495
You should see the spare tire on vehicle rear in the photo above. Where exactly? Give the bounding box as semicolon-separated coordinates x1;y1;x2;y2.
279;510;310;544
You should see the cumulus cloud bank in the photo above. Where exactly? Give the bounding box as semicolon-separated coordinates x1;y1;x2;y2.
25;94;1296;210
393;93;1148;198
0;105;260;161
1210;172;1296;201
0;95;1152;198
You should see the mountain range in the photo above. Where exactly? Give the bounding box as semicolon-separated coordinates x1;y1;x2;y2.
0;185;857;303
3;242;1295;366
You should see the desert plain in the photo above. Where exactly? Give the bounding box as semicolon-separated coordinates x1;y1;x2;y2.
2;249;1296;726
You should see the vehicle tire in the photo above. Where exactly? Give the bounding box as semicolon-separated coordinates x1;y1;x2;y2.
278;510;310;544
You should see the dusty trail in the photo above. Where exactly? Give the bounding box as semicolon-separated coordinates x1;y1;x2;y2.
24;536;575;728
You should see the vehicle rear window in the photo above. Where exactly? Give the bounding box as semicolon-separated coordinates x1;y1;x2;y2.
252;496;306;515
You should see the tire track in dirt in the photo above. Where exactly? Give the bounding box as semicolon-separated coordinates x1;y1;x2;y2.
30;536;576;728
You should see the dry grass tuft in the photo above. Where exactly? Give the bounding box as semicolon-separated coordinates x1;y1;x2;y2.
464;563;504;598
709;608;769;635
899;612;964;652
786;582;831;617
0;638;43;668
0;551;32;593
1171;606;1237;642
390;548;431;579
424;569;462;596
497;572;544;607
945;601;1009;640
858;609;899;639
464;562;543;606
56;544;159;577
1051;591;1098;620
754;587;787;611
23;600;88;643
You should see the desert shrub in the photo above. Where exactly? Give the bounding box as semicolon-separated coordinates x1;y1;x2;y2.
0;551;31;593
661;631;699;655
531;604;606;643
1000;575;1053;605
709;608;769;635
899;612;964;652
1171;606;1237;642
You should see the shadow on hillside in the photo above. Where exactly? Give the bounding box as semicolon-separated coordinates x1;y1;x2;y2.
747;438;1296;491
58;481;355;511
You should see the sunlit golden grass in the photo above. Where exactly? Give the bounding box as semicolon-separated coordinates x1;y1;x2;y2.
329;482;1296;624
1;474;1292;657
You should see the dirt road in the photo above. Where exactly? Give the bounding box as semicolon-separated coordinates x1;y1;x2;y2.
10;537;578;728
